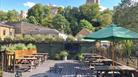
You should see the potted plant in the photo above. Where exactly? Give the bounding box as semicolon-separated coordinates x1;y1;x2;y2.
27;43;37;54
77;52;84;61
60;50;69;60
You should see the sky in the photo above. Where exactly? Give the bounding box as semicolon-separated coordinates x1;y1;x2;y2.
0;0;121;11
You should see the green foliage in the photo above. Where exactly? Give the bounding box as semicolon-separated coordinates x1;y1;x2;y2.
6;45;15;53
121;40;133;56
27;43;36;49
76;52;84;61
66;35;76;42
0;45;6;52
60;50;69;57
27;16;38;24
99;9;112;26
113;0;138;32
0;10;7;21
54;35;65;42
44;35;56;42
55;53;61;60
4;36;14;41
42;15;53;27
7;10;19;22
27;4;51;24
14;43;27;50
14;35;24;41
24;35;35;41
32;35;45;42
52;14;71;33
79;4;100;23
79;19;94;31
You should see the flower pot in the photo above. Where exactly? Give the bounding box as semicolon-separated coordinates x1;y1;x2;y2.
63;56;67;61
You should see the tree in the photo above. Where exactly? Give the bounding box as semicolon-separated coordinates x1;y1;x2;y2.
28;4;47;24
42;14;53;27
0;10;7;21
99;9;112;26
79;19;94;31
79;4;100;23
52;14;70;33
7;10;19;22
113;0;138;32
70;18;79;36
27;16;38;24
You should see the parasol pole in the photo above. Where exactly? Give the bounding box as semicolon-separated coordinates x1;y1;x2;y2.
112;41;115;77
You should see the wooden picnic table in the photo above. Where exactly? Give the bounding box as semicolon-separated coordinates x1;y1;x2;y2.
94;66;136;77
94;65;136;71
24;55;45;65
16;57;37;64
96;59;112;62
33;53;48;61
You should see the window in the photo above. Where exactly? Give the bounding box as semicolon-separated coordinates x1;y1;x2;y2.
10;31;12;36
3;30;6;35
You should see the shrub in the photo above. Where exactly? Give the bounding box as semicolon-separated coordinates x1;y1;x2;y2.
54;35;65;42
0;45;7;52
55;53;61;60
33;35;45;42
60;50;69;57
27;43;36;49
44;35;56;42
66;35;76;42
4;36;14;41
14;43;27;50
24;35;35;41
6;45;15;53
14;35;24;41
76;52;84;61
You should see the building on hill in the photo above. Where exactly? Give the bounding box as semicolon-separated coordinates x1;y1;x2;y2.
86;0;100;4
6;22;67;40
0;23;15;40
48;4;59;15
20;10;28;19
76;28;91;41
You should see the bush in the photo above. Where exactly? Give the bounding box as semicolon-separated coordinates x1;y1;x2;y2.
14;35;24;41
4;36;14;41
44;35;56;42
76;52;84;61
33;35;45;42
14;43;27;50
6;45;15;53
66;35;76;42
54;35;65;42
24;35;35;41
0;45;7;52
60;50;69;57
27;43;36;49
55;53;61;60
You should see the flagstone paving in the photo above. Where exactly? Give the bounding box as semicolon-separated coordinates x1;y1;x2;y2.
3;60;61;77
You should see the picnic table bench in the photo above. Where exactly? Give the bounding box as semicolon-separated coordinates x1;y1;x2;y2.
94;66;136;77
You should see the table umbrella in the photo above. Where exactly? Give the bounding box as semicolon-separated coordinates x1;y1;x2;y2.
84;24;138;77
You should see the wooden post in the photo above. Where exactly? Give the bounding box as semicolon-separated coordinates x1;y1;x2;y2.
1;53;4;76
13;52;16;73
112;41;115;77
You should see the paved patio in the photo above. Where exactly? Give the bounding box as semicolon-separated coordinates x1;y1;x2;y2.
3;60;94;77
3;60;60;77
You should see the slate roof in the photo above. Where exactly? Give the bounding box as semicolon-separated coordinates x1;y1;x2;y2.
0;22;14;28
76;28;91;36
6;22;59;35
